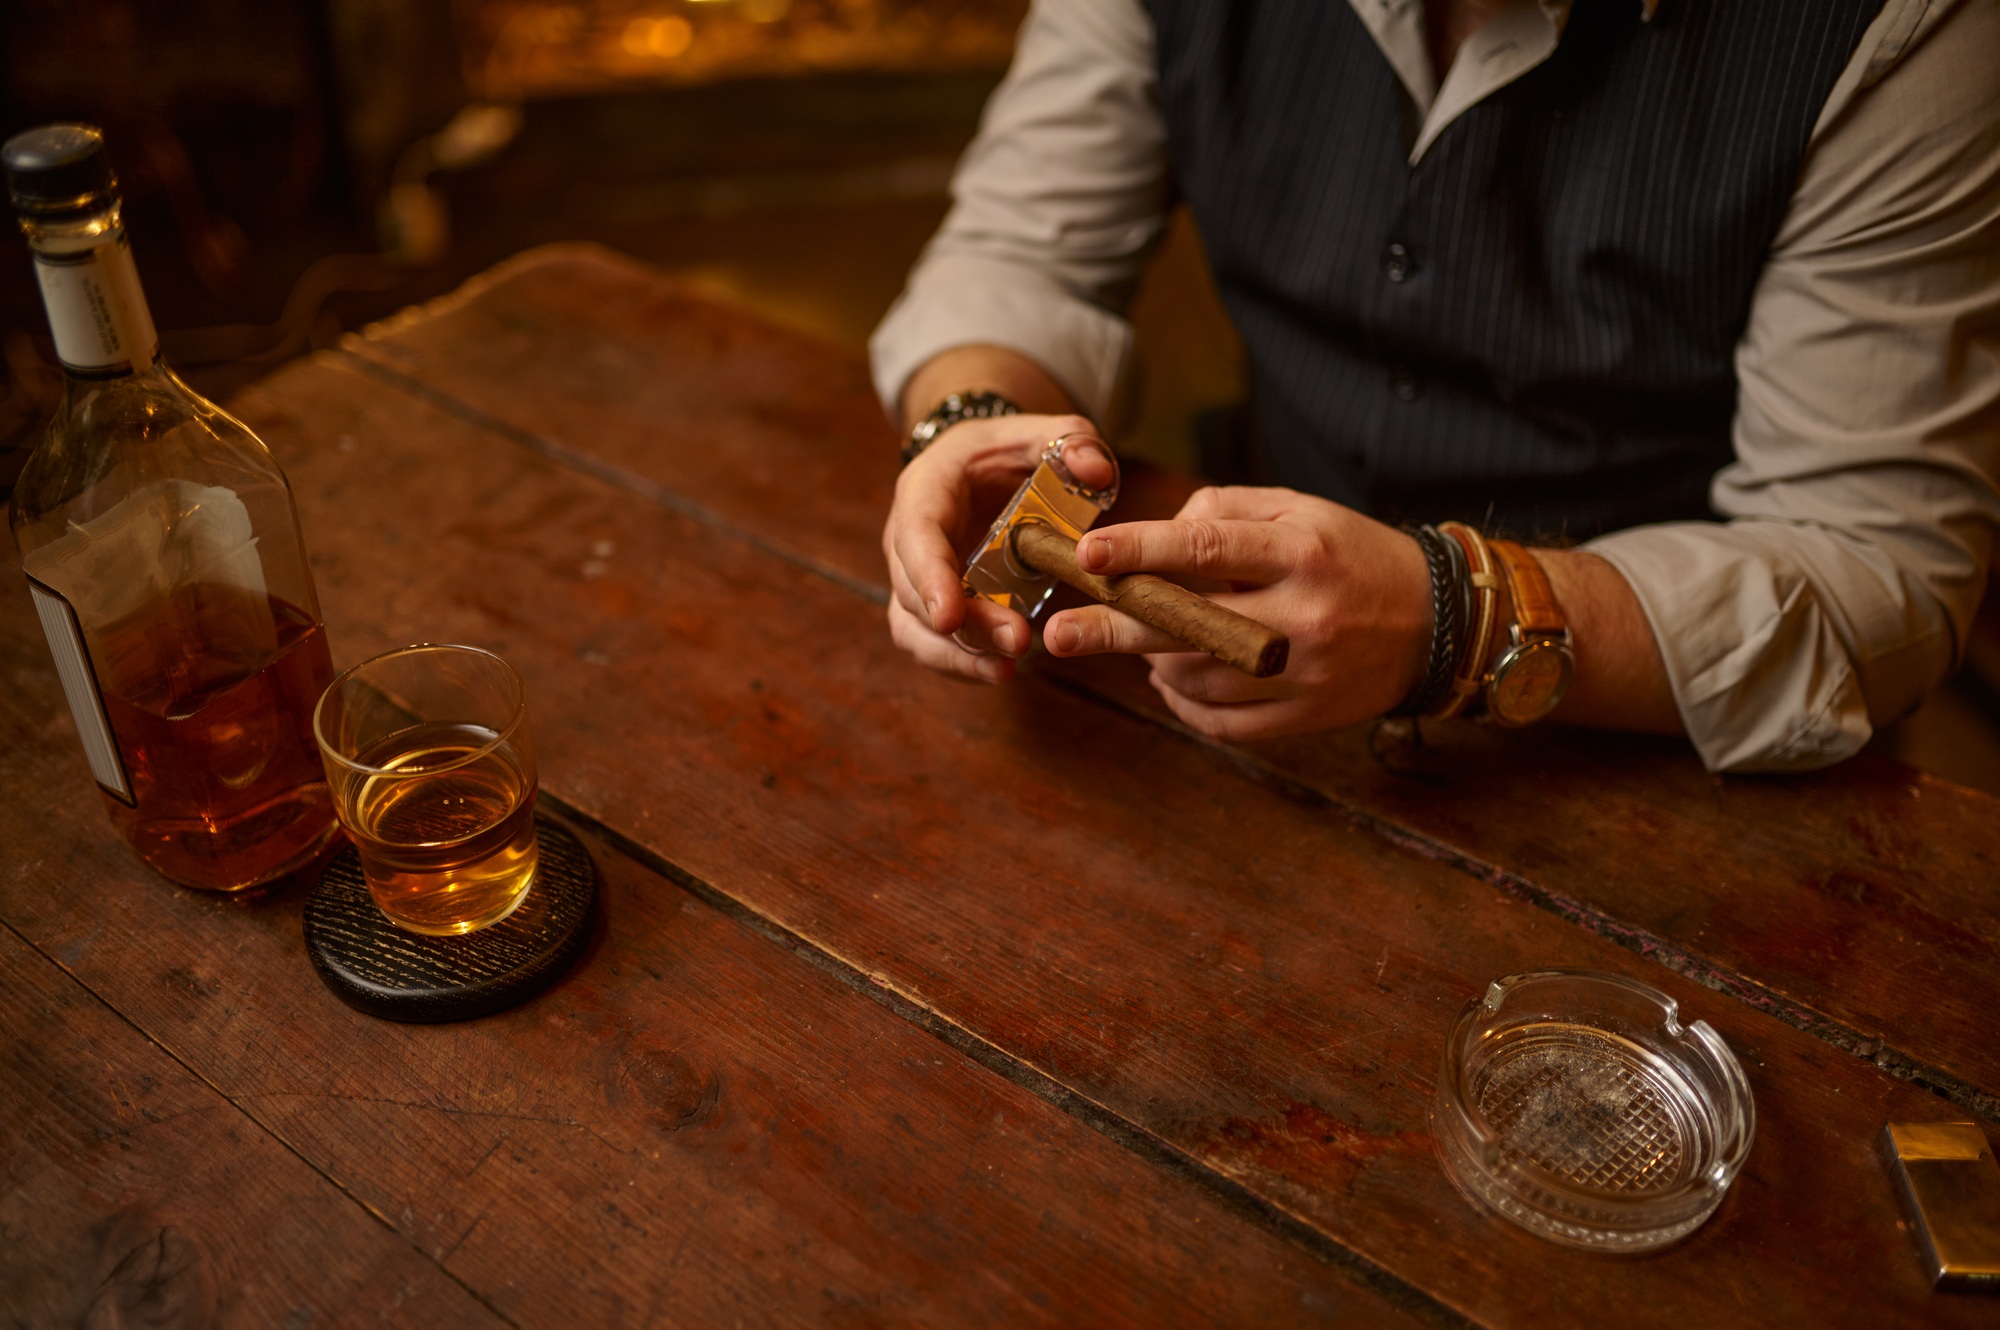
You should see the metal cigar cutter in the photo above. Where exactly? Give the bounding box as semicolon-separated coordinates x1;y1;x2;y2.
961;435;1120;622
1881;1121;2000;1291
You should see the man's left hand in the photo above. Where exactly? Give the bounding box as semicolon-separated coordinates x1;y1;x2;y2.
1043;486;1434;740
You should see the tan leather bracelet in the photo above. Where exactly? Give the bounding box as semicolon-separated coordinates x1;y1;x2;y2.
1431;522;1501;720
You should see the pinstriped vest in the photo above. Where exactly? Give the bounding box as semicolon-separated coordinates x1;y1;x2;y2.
1148;0;1884;537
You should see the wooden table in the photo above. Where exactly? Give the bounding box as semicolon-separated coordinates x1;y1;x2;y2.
5;245;1998;1328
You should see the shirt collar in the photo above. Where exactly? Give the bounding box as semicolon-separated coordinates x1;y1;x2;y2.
1540;0;1664;25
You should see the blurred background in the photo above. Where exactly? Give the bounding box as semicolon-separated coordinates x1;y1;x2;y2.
0;0;1243;474
1;0;1993;790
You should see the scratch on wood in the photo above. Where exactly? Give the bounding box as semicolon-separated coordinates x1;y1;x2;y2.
245;1090;633;1157
439;1200;495;1265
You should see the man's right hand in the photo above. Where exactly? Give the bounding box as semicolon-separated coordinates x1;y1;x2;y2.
882;412;1113;683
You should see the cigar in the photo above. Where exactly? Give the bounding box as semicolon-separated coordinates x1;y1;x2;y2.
1011;520;1289;678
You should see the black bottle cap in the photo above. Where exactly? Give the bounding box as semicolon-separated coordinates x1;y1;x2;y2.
2;123;117;216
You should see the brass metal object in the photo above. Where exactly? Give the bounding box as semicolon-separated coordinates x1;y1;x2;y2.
1881;1121;2000;1292
961;436;1119;622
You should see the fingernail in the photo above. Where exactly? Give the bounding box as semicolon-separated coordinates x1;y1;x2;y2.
1000;624;1026;655
924;595;938;623
1051;621;1078;653
1079;537;1106;572
977;656;1007;682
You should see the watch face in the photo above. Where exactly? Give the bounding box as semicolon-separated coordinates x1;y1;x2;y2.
1489;639;1573;727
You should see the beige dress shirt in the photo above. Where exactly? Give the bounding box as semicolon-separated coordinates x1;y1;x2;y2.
870;0;2000;773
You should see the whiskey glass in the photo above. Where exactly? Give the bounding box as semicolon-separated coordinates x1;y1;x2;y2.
314;644;539;935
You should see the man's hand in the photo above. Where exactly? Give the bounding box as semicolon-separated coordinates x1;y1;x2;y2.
1043;486;1434;739
882;413;1115;683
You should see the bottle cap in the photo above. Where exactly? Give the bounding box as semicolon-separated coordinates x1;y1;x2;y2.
2;123;117;217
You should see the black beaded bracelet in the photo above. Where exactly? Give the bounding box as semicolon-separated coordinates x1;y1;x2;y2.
1388;525;1462;718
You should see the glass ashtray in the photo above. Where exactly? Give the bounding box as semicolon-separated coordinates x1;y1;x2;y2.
1430;970;1755;1253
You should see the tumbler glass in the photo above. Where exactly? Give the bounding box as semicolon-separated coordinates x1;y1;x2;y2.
314;644;539;935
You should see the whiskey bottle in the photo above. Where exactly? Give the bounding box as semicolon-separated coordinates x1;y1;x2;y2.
5;124;337;891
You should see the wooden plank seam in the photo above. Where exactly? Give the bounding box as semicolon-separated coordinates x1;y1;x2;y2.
1038;670;2000;1126
338;344;2000;1128
338;351;889;608
536;792;1475;1330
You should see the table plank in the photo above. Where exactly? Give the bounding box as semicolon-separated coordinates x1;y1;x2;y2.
1057;654;2000;1116
192;351;1991;1326
0;925;501;1328
0;595;1425;1327
338;243;2000;1120
346;243;898;594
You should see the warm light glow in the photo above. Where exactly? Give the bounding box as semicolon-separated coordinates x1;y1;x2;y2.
464;0;1028;100
621;14;693;57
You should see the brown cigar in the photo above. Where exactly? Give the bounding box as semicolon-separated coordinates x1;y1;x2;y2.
1011;520;1289;678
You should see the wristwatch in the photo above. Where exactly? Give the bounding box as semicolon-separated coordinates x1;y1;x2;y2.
1482;539;1573;727
902;390;1020;465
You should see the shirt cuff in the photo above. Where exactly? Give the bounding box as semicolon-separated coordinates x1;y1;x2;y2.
1587;524;1875;773
868;252;1137;424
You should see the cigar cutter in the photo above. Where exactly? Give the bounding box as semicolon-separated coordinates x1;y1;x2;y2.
962;435;1119;621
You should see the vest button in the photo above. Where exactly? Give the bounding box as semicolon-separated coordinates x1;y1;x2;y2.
1389;366;1422;400
1383;242;1415;283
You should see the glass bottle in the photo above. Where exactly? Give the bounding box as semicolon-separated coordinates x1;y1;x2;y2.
5;124;337;891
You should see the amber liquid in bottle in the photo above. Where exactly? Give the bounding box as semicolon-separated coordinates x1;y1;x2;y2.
91;583;335;889
8;124;337;891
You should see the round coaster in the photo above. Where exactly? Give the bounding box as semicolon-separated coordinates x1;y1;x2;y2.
303;815;598;1023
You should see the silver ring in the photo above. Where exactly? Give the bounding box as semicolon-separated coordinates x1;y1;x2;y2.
1043;433;1121;508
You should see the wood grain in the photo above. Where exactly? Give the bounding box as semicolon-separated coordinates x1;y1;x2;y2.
0;585;1425;1327
339;246;2000;1120
0;925;502;1329
340;243;900;593
168;352;1989;1326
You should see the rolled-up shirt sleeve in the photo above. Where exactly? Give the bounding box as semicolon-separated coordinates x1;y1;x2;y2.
1589;0;2000;773
868;0;1169;422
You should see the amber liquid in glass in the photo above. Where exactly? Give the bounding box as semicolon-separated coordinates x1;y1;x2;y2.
339;721;539;935
89;582;336;890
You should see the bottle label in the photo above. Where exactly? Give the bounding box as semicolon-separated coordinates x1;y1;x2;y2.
32;234;158;375
25;575;135;805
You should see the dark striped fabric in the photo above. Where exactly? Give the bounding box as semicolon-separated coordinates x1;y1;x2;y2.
1148;0;1885;538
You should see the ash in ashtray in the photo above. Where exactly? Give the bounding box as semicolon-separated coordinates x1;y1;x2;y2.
1478;1031;1684;1190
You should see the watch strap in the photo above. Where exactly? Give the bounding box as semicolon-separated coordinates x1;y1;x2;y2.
1487;539;1566;638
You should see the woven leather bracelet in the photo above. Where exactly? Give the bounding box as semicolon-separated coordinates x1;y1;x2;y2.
1388;525;1461;718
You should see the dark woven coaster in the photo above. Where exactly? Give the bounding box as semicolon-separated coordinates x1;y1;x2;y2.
303;815;597;1023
